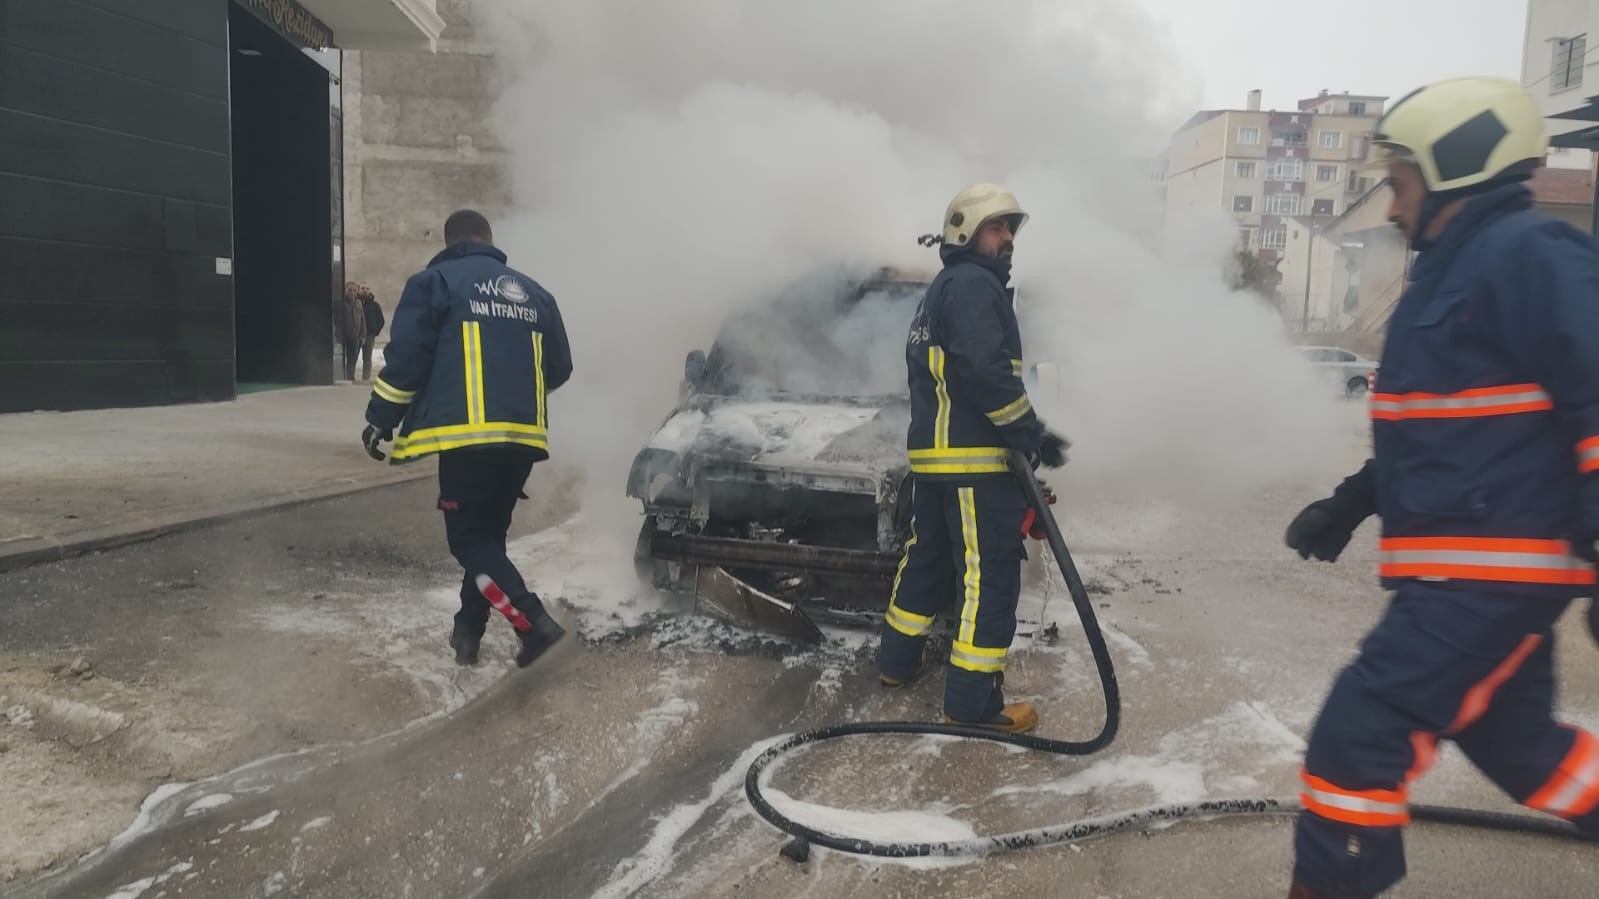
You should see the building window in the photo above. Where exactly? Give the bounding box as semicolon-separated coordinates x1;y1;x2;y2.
1236;160;1258;178
1312;199;1335;215
1552;35;1587;93
1238;228;1254;250
1317;164;1340;182
1262;226;1288;250
1267;158;1305;181
1318;130;1344;149
1347;171;1371;194
1238;127;1261;145
1272;130;1306;146
1234;195;1255;212
1349;101;1368;116
1351;134;1367;160
1267;193;1303;215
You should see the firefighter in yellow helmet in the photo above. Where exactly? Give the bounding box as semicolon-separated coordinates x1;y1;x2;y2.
879;183;1069;733
1284;77;1599;897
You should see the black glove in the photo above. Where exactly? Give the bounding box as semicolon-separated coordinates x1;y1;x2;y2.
362;423;393;461
1286;496;1371;563
1037;431;1070;469
1286;461;1379;563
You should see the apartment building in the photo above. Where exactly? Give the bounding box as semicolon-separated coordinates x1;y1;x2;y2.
1523;0;1599;170
1165;90;1386;268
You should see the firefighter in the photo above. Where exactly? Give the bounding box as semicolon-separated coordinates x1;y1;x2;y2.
878;183;1069;733
362;209;573;669
1284;78;1599;898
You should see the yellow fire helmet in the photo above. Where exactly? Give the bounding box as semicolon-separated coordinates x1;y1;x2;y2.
1364;76;1547;194
941;182;1028;248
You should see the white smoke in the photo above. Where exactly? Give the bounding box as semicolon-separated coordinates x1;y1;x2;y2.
475;0;1349;530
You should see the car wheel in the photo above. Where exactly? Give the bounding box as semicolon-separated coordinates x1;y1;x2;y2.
634;515;664;586
1345;377;1369;399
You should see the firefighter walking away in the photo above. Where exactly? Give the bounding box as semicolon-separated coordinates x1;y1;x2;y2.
362;209;573;669
879;183;1069;733
1284;77;1599;897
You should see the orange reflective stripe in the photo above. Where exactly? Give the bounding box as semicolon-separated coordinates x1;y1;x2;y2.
1444;634;1542;735
1405;731;1439;784
1370;383;1552;421
1579;436;1599;474
1301;771;1410;827
1525;728;1599;819
1378;537;1597;586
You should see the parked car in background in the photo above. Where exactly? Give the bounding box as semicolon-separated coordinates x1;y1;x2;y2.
1295;345;1379;398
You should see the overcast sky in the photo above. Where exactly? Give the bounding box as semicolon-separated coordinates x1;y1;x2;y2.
1140;0;1530;114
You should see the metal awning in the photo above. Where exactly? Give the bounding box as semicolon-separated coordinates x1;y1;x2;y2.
1551;127;1599;148
1551;97;1599;121
300;0;446;51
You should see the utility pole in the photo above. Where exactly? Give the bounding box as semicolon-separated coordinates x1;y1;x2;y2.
1300;213;1319;331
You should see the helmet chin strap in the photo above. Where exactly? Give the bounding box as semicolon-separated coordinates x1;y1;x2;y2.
1409;191;1453;252
1408;177;1524;251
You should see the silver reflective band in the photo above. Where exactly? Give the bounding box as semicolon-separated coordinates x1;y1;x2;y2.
1373;388;1550;414
1303;787;1407;818
1380;549;1590;572
1542;750;1599;814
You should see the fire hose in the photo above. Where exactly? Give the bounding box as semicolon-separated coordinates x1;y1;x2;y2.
743;451;1588;862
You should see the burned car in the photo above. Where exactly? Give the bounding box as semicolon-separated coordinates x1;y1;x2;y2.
626;268;931;639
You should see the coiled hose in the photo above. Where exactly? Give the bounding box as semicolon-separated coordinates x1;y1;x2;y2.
743;452;1587;860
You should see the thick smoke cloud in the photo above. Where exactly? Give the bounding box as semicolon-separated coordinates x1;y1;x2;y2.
475;0;1348;534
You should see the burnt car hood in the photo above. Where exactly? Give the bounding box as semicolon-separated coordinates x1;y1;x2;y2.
644;395;910;472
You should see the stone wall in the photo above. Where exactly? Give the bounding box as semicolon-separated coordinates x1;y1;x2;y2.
341;0;508;328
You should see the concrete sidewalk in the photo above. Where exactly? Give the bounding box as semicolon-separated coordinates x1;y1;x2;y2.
0;386;436;572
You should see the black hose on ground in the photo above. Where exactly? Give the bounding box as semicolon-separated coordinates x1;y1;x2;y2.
743;452;1588;861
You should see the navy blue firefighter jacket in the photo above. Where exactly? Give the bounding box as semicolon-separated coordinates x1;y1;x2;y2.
365;242;572;462
904;246;1045;482
1337;183;1599;598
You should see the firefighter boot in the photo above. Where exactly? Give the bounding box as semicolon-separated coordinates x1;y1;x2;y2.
515;611;567;669
945;702;1039;734
449;625;481;666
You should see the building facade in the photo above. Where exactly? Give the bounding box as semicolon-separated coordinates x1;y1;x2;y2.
1523;0;1599;170
1165;90;1385;271
0;0;443;413
341;0;507;325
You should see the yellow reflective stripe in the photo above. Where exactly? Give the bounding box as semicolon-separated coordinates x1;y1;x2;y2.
910;461;1010;475
1011;358;1023;378
908;447;1009;460
532;331;546;429
885;604;934;638
887;532;916;607
908;446;1010;475
372;377;415;405
930;347;951;449
957;486;980;645
471;323;487;424
986;394;1033;427
949;640;1007;673
404;421;548;439
392;433;550;460
392;422;549;459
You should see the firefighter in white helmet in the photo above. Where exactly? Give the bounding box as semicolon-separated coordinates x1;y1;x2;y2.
879;183;1069;732
1284;77;1599;897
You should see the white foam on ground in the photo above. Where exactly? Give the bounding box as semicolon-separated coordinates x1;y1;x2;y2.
757;786;980;870
995;700;1307;806
591;738;780;899
182;793;233;817
103;861;193;899
239;810;280;832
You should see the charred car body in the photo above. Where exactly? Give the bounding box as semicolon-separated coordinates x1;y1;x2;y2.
626;269;930;637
